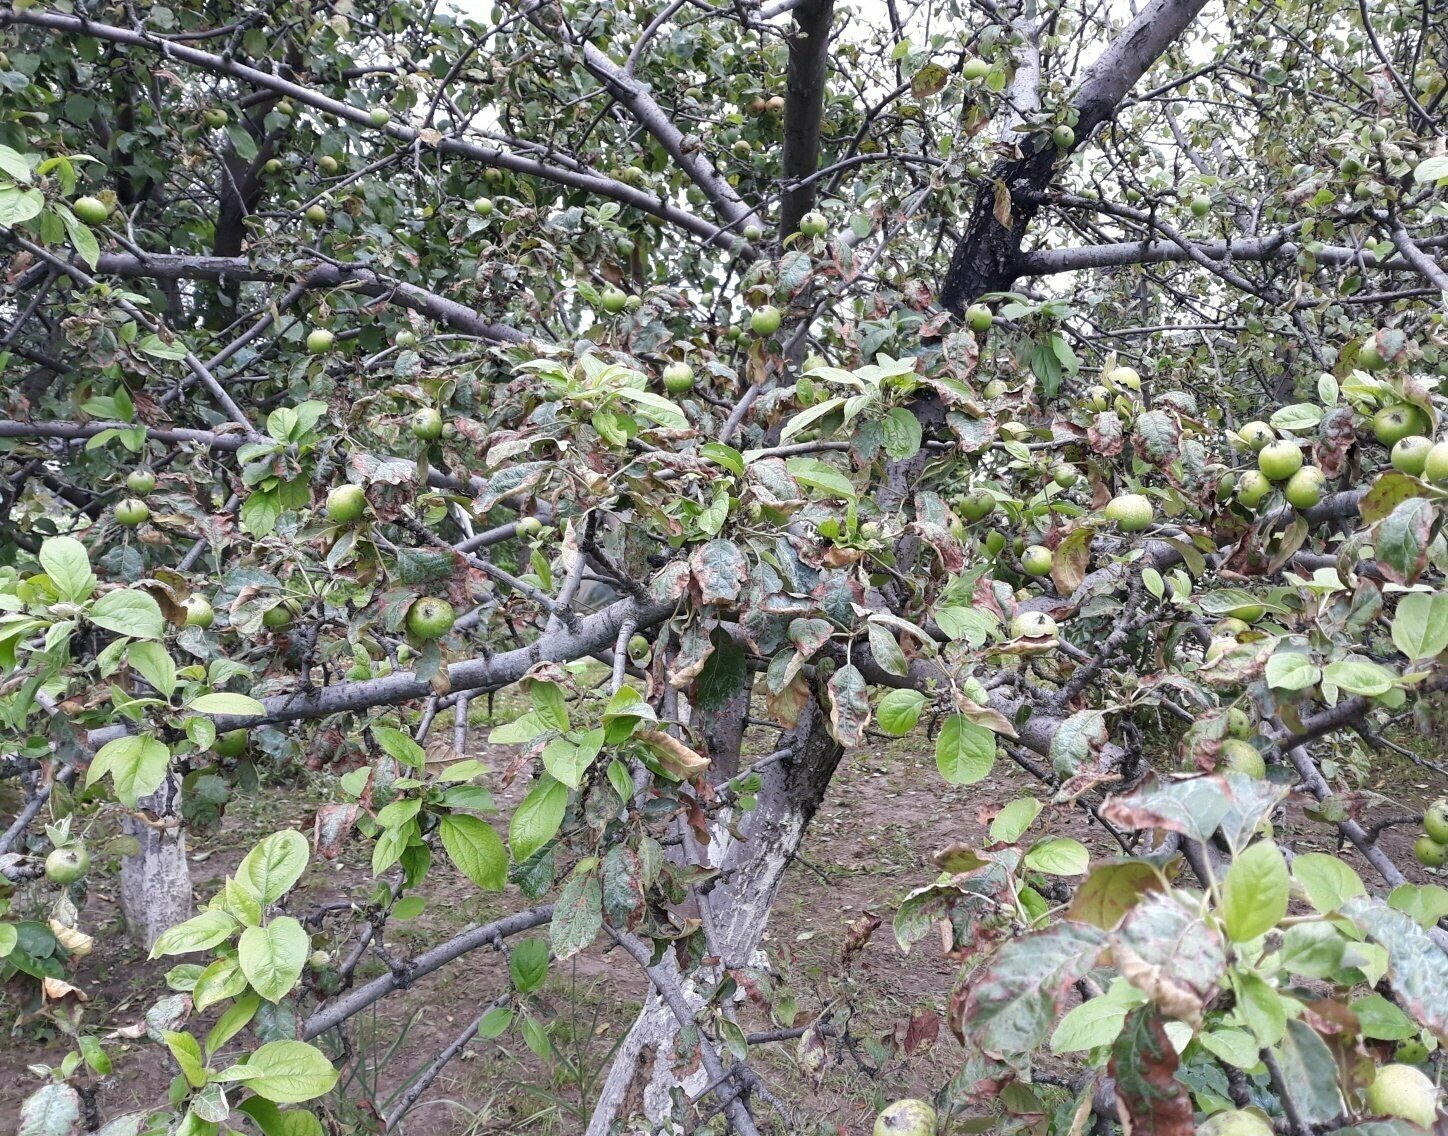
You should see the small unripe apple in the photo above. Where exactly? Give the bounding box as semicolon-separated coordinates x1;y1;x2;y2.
472;196;494;216
965;304;993;333
1424;799;1448;843
601;286;628;314
1358;339;1387;371
1051;124;1075;149
264;159;282;174
984;378;1008;400
1086;385;1111;411
874;1098;936;1136
1226;707;1252;739
318;155;339;175
516;516;543;537
799;211;827;237
203;108;229;128
1395;1040;1429;1064
1021;545;1054;576
368;107;391;127
115;498;149;527
1236;470;1272;510
743;223;763;241
183;595;215;629
1237;421;1275;451
73;195;110;225
45;846;90;885
1199;1110;1273;1136
306;328;335;355
1258;440;1304;481
1190;193;1211;217
1105;365;1141;391
214;729;249;757
1051;464;1079;489
1284;465;1326;510
1218;738;1266;779
751;305;782;336
1416;836;1447;868
1364;1063;1439;1128
1392;435;1432;475
1011;611;1057;639
305;203;328;226
1214;617;1251;638
406;596;456;640
126;468;157;495
662;362;695;393
262;605;293;631
394;329;417;349
1373;404;1427;447
1424;442;1448;485
325;484;367;524
410;407;444;441
957;490;996;522
962;57;989;81
627;634;651;660
1105;493;1153;532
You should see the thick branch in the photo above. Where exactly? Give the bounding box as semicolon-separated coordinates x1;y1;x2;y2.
778;0;836;236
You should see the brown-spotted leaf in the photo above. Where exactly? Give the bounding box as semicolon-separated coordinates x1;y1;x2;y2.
1108;1007;1193;1136
691;539;748;606
1069;860;1165;931
826;664;871;747
1112;893;1226;1029
1050;526;1094;596
1375;496;1433;585
637;730;710;780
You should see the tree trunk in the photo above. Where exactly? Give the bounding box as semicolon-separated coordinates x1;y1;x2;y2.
120;772;192;949
586;699;842;1134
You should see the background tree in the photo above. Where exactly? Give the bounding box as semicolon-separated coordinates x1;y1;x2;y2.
1;0;1447;1133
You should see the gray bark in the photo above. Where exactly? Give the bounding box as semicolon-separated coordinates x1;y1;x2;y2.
119;773;193;949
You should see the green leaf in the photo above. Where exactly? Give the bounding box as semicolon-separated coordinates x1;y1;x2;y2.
528;681;570;732
88;733;171;807
1198;1028;1258;1069
613;387;688;429
1413;154;1448;184
89;589;165;640
881;407;923;460
241;489;281;537
163;1030;207;1088
1264;649;1320;691
990;797;1042;844
189;692;265;716
1050;978;1144;1053
1391;592;1448;661
935;714;996;784
784;456;856;500
699;442;744;476
542;729;603;790
238;916;309;1002
0;184;44;225
193;955;249;1012
876;688;926;736
1292;853;1366;914
1025;837;1089;876
1233;971;1286;1045
509;937;550;993
549;870;602;960
1351;993;1415;1041
1269;403;1323;431
477;1006;513;1038
127;641;177;699
1320;658;1397;696
39;536;94;602
1276;1018;1344;1124
439;814;507;891
509;776;568;863
237;830;310;904
1222;840;1289;942
227;1040;338;1103
371;725;427;771
1387;883;1448;928
150;909;240;958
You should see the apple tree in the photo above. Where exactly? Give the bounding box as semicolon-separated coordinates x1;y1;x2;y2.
1;0;1448;1132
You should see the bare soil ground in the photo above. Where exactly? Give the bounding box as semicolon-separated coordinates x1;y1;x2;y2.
3;708;1444;1136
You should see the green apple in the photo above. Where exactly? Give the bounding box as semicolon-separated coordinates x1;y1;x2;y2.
984;530;1006;555
394;329;417;349
874;1098;937;1136
262;604;293;631
965;304;993;333
410;408;444;441
751;305;782;336
743;223;764;241
1236;470;1272;509
263;158;283;174
1051;124;1075;149
1011;611;1058;639
45;846;90;885
1373;404;1427;447
368;107;391;127
183;595;215;629
1416;836;1447;868
1021;545;1053;576
115;498;149;527
1190;193;1211;217
516;516;543;537
1237;421;1275;451
1051;464;1079;490
1424;799;1448;843
214;729;249;758
1086;385;1111;411
627;634;651;660
472;196;494;216
1284;465;1326;510
1219;739;1266;779
1199;1110;1272;1136
305;203;328;226
306;328;335;355
1395;1040;1430;1064
601;286;628;314
203;108;229;128
799;211;827;237
325;484;367;524
1392;435;1432;475
73;195;110;225
984;379;1008;400
1358;338;1387;371
662;362;695;393
406;596;456;640
1364;1064;1439;1128
1226;707;1252;739
957;490;997;522
962;57;989;81
1205;636;1235;664
1105;365;1141;391
1424;442;1448;484
1105;492;1153;532
126;468;157;495
318;155;339;175
1258;440;1303;481
1214;617;1251;638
